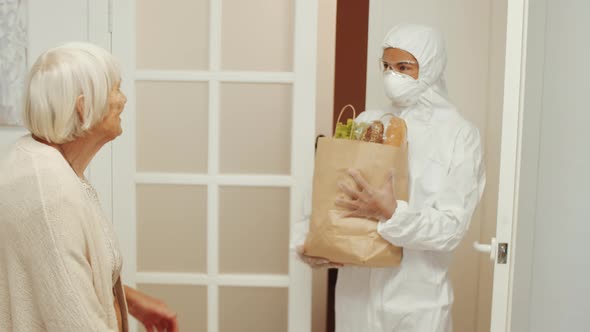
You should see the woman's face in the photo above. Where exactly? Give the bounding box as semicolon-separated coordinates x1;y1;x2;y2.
97;80;127;141
381;48;419;79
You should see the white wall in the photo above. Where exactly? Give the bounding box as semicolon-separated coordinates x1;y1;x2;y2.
0;0;113;216
0;0;89;156
522;0;590;330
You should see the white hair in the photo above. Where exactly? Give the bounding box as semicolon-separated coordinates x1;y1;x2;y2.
23;42;121;143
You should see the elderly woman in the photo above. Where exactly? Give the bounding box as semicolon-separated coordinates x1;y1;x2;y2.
0;43;177;332
296;24;486;332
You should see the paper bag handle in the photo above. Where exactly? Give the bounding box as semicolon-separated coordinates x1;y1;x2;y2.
336;104;357;125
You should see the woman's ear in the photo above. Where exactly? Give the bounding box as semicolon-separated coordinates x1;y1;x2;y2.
75;95;85;123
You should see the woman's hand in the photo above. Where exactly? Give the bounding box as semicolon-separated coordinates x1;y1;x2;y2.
124;286;179;332
335;168;398;221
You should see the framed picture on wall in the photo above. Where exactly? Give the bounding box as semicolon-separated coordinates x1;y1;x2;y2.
0;0;27;126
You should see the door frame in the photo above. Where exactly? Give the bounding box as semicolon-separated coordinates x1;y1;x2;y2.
110;1;137;331
490;0;547;330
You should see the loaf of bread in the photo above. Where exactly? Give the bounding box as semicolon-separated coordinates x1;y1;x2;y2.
371;121;385;143
384;116;407;147
361;121;384;143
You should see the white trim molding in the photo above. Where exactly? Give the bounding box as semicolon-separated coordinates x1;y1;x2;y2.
136;173;295;187
136;70;295;83
137;272;290;288
288;0;318;331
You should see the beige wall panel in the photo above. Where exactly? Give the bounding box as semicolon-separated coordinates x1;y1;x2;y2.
219;287;288;332
137;184;207;273
219;186;290;274
219;83;292;175
137;81;209;173
221;0;294;71
137;0;209;70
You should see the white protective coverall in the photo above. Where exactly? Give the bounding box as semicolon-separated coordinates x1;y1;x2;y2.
293;24;486;332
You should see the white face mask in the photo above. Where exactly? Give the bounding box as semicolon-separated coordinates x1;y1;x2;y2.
383;70;424;108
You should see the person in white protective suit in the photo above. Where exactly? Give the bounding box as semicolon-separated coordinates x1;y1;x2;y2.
293;24;486;332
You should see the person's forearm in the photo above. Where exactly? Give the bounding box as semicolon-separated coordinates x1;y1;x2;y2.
124;285;141;315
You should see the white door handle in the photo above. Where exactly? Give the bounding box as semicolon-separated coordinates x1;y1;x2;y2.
473;237;497;261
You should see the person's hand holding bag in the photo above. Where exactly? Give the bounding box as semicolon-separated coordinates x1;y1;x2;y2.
336;168;398;221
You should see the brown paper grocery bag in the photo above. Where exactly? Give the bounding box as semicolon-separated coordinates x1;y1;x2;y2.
303;137;409;267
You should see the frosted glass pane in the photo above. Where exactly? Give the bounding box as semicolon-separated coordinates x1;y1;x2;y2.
219;83;291;174
137;184;207;273
137;81;208;173
138;284;207;332
219;187;289;274
219;287;288;332
137;0;209;70
221;0;294;71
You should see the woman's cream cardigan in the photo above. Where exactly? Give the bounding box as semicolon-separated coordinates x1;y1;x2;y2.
0;135;128;331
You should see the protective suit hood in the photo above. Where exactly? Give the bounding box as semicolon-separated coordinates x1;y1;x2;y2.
382;24;452;113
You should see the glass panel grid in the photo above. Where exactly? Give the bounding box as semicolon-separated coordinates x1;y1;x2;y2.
135;0;302;330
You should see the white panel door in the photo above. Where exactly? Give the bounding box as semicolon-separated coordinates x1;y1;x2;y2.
111;0;318;331
491;0;590;331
